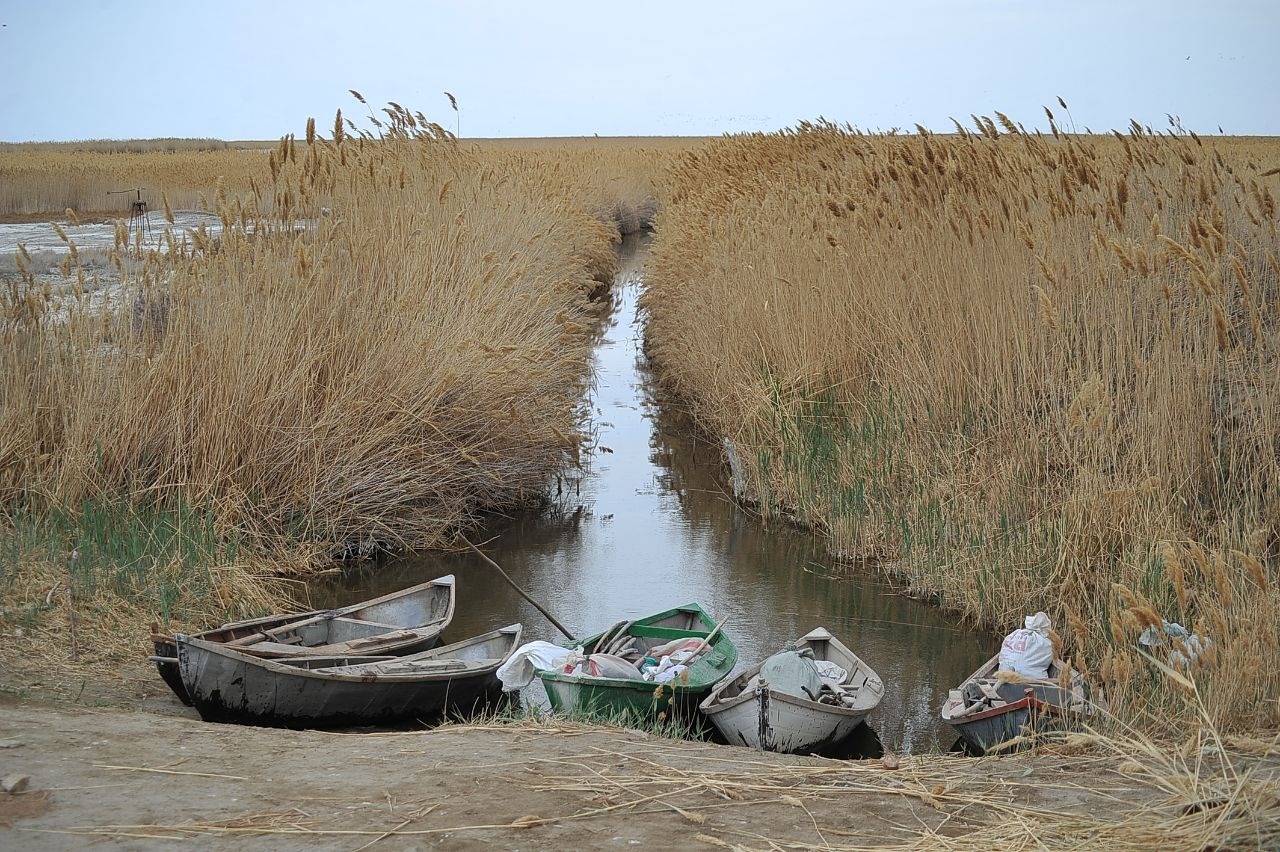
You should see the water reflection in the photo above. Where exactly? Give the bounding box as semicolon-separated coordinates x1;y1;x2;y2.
315;233;992;753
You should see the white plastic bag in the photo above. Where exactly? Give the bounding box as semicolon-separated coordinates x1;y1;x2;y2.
642;652;695;682
812;660;848;684
652;664;688;684
1139;620;1213;669
998;612;1054;679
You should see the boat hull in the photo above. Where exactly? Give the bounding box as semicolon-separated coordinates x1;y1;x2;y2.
151;576;455;705
700;627;884;755
941;654;1101;755
945;691;1075;755
541;673;711;722
537;603;737;725
179;625;520;729
706;686;872;753
152;611;320;706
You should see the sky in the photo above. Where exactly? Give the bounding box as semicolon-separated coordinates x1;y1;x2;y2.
1;1;1277;142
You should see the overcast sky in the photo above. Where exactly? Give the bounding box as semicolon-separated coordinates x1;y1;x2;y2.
1;1;1277;141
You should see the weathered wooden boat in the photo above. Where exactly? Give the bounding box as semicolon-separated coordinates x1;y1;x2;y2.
537;604;737;723
150;576;456;705
941;654;1103;755
151;611;319;705
699;627;884;754
178;623;522;727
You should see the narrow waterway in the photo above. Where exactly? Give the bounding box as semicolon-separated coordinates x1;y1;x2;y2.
320;233;991;752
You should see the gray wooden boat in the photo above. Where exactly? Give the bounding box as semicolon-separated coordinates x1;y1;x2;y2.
151;576;455;704
178;623;522;727
940;654;1103;755
699;627;884;754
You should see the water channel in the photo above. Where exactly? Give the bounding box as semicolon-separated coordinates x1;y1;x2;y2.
319;233;992;753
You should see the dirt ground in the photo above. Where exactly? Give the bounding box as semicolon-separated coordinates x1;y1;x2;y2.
0;661;1196;851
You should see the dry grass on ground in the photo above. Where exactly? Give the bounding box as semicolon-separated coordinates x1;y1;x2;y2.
2;703;1276;850
642;115;1280;735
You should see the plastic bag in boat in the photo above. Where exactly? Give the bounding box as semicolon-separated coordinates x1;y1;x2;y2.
651;664;688;684
998;612;1054;679
641;649;699;682
813;659;848;684
497;640;572;691
759;650;825;701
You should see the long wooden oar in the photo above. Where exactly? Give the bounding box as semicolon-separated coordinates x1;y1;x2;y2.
460;534;575;641
688;616;729;661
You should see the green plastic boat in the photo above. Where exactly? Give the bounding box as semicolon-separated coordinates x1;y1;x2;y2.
537;603;738;724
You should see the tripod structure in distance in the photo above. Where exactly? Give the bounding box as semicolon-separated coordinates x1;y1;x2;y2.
108;188;154;249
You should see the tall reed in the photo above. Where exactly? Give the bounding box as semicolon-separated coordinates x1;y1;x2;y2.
0;148;270;217
642;117;1280;733
1;106;684;673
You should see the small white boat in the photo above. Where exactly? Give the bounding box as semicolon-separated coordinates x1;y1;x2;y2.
941;655;1103;755
699;627;883;754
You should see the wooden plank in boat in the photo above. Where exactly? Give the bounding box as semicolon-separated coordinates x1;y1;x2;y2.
978;682;1007;704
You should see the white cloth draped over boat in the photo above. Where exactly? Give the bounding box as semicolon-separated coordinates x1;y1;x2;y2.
497;640;573;690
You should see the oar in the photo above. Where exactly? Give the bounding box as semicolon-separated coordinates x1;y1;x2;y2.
686;616;729;662
460;534;576;641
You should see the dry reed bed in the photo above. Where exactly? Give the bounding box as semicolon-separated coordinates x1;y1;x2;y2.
642;116;1280;735
0;108;672;647
1;114;612;549
0;135;687;221
472;136;701;235
0;148;270;218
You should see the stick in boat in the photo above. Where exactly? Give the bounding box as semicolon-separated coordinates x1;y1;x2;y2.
459;534;576;641
686;616;729;662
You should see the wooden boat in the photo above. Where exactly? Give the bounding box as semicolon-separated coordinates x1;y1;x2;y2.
178;623;522;727
150;576;456;705
941;654;1103;755
151;611;320;705
699;627;884;754
537;603;737;723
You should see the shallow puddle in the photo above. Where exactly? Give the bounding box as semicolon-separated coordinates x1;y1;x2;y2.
319;233;992;753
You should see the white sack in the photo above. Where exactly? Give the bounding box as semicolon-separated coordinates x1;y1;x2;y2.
1024;611;1052;636
759;650;824;701
566;653;643;680
999;613;1054;679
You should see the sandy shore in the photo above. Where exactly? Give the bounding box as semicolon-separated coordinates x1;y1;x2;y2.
0;659;1181;851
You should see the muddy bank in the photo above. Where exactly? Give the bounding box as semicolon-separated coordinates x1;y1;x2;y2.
0;698;1173;850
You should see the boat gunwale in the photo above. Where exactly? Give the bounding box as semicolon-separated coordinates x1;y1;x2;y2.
536;602;737;693
251;574;456;638
700;627;884;718
179;623;522;684
940;653;1097;723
